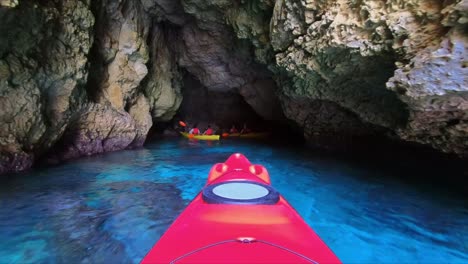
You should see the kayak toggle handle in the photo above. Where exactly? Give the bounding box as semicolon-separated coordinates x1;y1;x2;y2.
237;237;256;243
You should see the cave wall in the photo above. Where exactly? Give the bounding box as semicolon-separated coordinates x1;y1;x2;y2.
0;0;94;173
192;0;467;157
268;0;468;156
0;0;467;174
178;73;263;129
0;0;185;172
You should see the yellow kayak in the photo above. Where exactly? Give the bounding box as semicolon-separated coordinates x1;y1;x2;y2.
222;132;270;139
239;132;270;139
180;132;220;141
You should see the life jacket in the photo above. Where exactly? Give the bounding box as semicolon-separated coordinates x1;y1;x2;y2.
191;128;200;135
205;128;213;135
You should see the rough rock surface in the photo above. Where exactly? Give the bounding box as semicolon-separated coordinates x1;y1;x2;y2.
280;96;387;150
51;103;137;161
128;95;153;147
386;3;468;156
0;0;18;8
89;0;150;110
141;0;188;25
176;23;266;92
0;1;94;174
143;23;183;122
0;0;183;174
239;79;285;121
267;0;468;156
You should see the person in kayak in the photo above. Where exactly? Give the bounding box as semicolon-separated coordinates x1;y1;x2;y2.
230;125;238;134
203;125;214;135
189;124;200;135
240;123;251;134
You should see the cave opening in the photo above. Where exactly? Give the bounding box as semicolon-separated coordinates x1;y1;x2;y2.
141;13;302;142
176;71;264;129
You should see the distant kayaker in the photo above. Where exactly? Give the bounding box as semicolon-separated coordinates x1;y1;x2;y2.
189;124;200;135
240;123;251;134
229;125;238;134
203;125;214;135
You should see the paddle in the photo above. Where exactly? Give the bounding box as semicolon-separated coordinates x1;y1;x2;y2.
179;121;195;138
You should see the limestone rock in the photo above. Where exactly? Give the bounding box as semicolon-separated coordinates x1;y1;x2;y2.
90;0;149;110
54;103;137;161
239;79;285;121
175;0;274;92
143;24;183;122
270;0;305;51
0;0;94;173
387;30;468;157
268;0;468;156
280;95;385;149
225;0;274;64
0;0;18;8
177;23;264;92
141;0;188;25
128;95;153;147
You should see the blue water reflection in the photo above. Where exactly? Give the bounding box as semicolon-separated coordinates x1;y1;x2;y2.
0;139;466;263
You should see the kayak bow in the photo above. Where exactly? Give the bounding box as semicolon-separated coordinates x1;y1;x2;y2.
142;153;340;263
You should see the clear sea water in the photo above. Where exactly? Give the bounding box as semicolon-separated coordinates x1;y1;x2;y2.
0;139;467;263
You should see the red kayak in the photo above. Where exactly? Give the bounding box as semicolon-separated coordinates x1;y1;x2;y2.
142;153;341;263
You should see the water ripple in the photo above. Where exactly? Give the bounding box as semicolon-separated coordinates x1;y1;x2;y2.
0;139;466;263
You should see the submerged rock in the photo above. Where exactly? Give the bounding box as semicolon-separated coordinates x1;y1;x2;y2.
0;176;186;263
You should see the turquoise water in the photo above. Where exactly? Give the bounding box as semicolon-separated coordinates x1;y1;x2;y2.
0;139;467;263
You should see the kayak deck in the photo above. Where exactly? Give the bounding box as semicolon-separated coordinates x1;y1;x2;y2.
142;196;339;263
142;153;340;264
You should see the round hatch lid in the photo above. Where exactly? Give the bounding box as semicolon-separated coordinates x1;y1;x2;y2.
202;181;279;205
